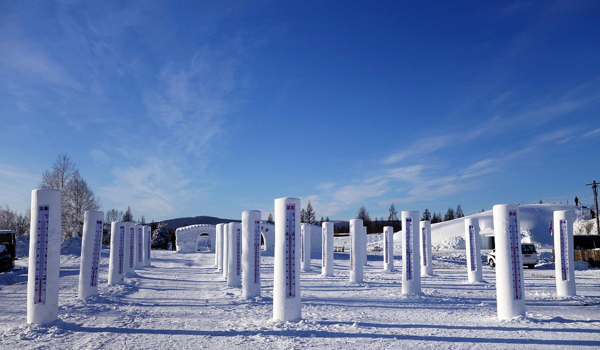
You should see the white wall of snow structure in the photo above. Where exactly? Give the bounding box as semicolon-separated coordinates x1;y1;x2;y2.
227;222;242;288
420;221;433;276
362;226;368;266
215;223;221;267
301;224;311;272
260;223;276;252
216;223;224;271
493;204;526;320
174;224;216;253
350;219;363;283
78;211;104;299
143;225;151;267
223;223;229;279
402;211;421;295
242;210;261;299
27;189;61;325
108;221;126;285
383;225;394;272
273;197;301;322
135;224;144;269
322;222;334;276
553;210;576;297
465;218;483;283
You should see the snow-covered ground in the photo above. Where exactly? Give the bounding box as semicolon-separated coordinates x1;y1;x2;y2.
1;248;599;349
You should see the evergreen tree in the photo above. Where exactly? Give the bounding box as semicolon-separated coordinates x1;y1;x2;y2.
267;213;274;224
325;216;330;222
300;208;307;223
140;215;146;225
319;216;324;226
388;203;398;225
305;200;317;224
455;205;464;218
422;208;432;221
122;206;134;222
357;205;372;230
443;207;455;221
151;222;170;249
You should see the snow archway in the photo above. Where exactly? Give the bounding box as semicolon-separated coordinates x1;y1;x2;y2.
175;224;216;253
260;223;275;252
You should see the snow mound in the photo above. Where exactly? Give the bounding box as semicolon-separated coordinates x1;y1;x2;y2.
574;219;598;235
61;236;83;255
433;236;465;250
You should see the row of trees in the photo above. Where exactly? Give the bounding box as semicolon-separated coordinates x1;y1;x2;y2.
0;205;30;236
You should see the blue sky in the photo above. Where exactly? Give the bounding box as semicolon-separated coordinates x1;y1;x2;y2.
1;1;599;222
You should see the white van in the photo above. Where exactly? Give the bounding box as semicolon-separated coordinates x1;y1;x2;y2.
487;243;538;269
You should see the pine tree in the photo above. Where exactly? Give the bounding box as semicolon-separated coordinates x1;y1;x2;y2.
267;213;274;224
305;200;317;224
140;215;146;225
455;205;464;218
422;208;432;221
319;216;324;225
300;208;307;223
444;207;455;221
325;216;330;222
151;222;170;249
122;206;134;222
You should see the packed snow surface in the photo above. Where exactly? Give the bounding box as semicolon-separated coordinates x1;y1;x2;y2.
1;247;599;349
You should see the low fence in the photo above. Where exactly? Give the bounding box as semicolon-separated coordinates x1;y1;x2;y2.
553;249;600;267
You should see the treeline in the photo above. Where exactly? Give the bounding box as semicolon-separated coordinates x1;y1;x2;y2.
0;205;30;236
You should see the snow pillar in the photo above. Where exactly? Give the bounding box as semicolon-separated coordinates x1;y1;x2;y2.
216;224;223;271
349;219;364;283
135;224;144;269
363;226;368;266
420;221;433;277
383;226;394;272
301;224;311;272
143;225;151;267
465;218;483;283
226;222;242;287
108;222;126;285
222;223;229;279
242;210;261;299
125;222;136;275
493;204;526;319
78;210;104;299
322;222;334;276
402;211;421;295
214;223;221;267
273;197;301;322
27;189;61;325
554;210;576;297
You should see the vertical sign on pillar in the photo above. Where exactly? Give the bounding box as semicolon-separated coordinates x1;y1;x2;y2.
509;210;522;300
384;229;389;264
138;227;143;264
406;218;414;280
421;226;428;267
285;204;296;297
90;220;102;287
34;205;49;304
350;223;354;271
322;226;327;268
254;220;261;284
301;225;305;264
236;227;242;276
118;226;125;274
559;220;569;281
469;225;477;272
129;227;135;270
147;230;151;263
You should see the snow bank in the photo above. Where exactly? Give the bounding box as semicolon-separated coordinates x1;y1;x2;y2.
433;236;465;250
574;218;598;235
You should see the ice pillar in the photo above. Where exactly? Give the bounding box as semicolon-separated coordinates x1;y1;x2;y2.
349;219;364;283
226;222;242;287
143;225;151;267
78;210;104;299
301;224;311;272
27;189;61;325
108;222;126;285
242;210;261;299
135;224;144;269
420;221;433;277
383;226;394;272
322;222;334;276
554;210;576;297
222;223;229;279
273;197;301;322
465;218;483;283
402;211;421;295
493;204;526;319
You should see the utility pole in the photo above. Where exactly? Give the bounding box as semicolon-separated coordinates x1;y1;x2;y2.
587;180;600;235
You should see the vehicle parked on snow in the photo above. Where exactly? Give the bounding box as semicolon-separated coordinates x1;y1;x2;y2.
0;230;17;272
487;243;538;269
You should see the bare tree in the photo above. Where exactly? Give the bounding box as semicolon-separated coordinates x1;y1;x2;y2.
40;153;76;191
